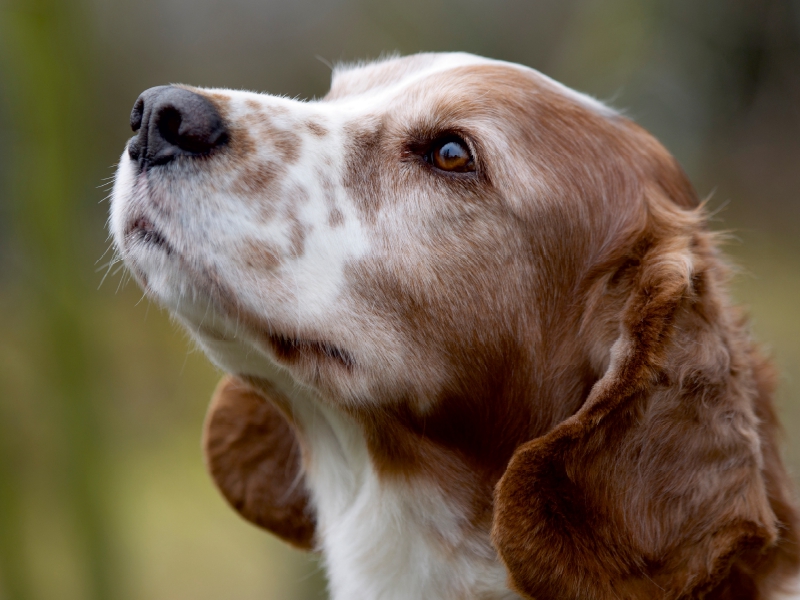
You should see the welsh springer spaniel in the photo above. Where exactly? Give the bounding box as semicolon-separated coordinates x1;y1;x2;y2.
110;53;800;599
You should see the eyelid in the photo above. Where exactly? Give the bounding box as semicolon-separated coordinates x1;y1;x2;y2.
434;134;472;152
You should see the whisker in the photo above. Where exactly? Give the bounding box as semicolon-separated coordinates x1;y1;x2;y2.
97;255;122;289
134;291;148;306
95;242;116;265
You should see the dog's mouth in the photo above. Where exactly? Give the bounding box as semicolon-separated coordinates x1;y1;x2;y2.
197;322;355;371
125;216;172;254
269;334;355;369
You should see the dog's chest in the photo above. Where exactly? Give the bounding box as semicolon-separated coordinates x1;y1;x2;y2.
296;400;520;600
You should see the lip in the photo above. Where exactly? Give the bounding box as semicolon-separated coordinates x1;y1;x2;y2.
125;216;173;254
197;317;355;370
268;333;355;369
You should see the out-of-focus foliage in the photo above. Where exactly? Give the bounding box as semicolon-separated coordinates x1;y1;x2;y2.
0;0;798;598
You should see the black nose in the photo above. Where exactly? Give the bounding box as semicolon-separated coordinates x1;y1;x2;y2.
127;86;227;166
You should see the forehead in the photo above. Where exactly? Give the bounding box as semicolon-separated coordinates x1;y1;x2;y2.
325;53;493;101
324;52;612;118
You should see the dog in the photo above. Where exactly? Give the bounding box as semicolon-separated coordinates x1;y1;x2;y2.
110;53;800;599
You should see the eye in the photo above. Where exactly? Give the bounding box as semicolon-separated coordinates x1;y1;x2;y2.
427;136;475;173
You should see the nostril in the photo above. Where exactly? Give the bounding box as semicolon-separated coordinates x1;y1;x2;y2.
157;104;226;155
130;97;144;132
157;106;183;148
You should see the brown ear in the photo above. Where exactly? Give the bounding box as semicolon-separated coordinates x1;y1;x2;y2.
492;205;782;599
203;375;316;550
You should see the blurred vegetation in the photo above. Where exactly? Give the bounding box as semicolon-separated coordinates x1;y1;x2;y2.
0;0;798;598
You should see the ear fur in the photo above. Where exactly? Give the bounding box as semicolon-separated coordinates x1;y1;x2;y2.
492;198;787;599
203;375;316;550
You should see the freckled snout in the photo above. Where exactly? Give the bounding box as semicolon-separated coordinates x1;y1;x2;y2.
127;86;228;166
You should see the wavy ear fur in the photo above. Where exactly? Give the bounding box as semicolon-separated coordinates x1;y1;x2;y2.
492;195;796;599
203;375;316;549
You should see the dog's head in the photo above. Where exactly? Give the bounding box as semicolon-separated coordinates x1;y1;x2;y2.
111;53;798;599
111;53;683;425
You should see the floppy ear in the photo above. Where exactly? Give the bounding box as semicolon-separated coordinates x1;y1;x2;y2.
203;375;316;550
492;203;781;599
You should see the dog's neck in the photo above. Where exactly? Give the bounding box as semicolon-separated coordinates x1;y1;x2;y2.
197;333;518;599
282;388;517;599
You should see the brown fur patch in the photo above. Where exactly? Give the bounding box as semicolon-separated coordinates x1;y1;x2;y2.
305;120;328;137
241;239;281;270
203;91;234;108
282;197;308;258
237;107;301;165
203;376;315;550
342;122;384;223
231;159;283;201
327;208;344;227
316;168;343;228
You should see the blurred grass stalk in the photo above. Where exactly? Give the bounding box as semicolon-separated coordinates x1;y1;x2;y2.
0;1;119;598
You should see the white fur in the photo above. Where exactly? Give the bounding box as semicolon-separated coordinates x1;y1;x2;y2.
297;397;519;600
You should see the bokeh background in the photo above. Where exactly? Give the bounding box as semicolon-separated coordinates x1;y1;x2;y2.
1;0;799;598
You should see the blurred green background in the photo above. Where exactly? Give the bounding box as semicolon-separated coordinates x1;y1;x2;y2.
0;0;798;598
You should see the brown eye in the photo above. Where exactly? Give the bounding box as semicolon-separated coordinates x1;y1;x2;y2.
429;137;474;172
